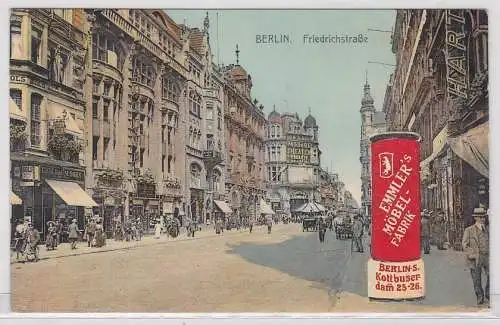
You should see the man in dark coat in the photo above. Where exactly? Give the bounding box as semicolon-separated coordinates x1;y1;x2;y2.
462;206;489;306
318;217;327;243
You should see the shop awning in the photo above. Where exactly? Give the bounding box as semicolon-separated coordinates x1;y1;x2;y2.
47;101;83;137
260;200;275;215
46;179;98;207
9;98;26;122
214;200;232;214
10;191;22;205
448;121;489;178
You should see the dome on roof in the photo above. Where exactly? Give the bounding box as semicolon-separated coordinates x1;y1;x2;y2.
268;110;281;120
229;65;248;80
304;114;317;128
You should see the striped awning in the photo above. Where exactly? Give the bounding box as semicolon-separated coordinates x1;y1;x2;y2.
214;200;232;214
260;200;275;215
46;179;98;207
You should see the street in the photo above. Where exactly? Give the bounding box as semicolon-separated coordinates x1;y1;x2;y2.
11;224;484;313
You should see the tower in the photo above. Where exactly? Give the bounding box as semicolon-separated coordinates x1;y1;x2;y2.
360;72;375;219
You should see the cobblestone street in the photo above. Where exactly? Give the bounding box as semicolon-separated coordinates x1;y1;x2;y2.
11;224;486;313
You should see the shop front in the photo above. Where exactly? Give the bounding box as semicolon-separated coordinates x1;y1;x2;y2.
213;200;232;224
129;181;159;234
11;153;97;241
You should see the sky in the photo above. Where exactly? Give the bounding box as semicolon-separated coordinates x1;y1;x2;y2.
167;9;396;204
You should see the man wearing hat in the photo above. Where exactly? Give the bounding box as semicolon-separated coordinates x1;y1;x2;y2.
421;210;431;254
462;206;489;306
352;214;364;253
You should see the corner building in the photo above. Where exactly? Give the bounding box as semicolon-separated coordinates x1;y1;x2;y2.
264;109;321;217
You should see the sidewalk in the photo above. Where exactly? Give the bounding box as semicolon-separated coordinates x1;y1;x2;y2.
10;224;267;264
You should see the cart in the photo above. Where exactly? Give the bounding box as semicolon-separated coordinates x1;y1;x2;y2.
302;217;318;232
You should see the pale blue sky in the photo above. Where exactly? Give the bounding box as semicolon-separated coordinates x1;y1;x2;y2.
167;9;396;204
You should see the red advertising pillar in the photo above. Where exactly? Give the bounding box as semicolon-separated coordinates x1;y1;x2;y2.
367;132;425;300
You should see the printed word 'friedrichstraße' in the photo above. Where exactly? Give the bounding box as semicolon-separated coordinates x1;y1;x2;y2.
303;34;368;44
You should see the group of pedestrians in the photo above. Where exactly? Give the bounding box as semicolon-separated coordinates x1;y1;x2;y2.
316;214;365;253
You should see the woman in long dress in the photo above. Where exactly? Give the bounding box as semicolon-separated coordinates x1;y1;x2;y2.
154;221;162;239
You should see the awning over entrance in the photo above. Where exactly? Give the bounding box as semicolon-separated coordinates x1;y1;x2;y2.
214;200;232;214
46;179;98;207
448;121;489;178
10;191;22;205
260;200;275;215
47;101;83;137
9;98;26;122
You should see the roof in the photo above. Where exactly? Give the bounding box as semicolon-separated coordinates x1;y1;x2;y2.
228;64;248;80
151;10;182;42
304;114;317;128
188;28;205;54
268;110;282;122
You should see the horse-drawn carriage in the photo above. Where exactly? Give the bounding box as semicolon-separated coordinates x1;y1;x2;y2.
333;215;353;240
302;217;318;232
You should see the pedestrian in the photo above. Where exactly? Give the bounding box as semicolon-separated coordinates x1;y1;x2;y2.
14;219;26;261
249;217;254;234
95;218;105;247
421;210;431;254
432;209;447;250
45;221;56;251
215;218;222;235
352;214;364;253
54;219;63;247
462;206;489;306
68;218;79;250
318;217;327;243
266;215;273;234
25;223;40;262
84;218;97;247
154;221;162;239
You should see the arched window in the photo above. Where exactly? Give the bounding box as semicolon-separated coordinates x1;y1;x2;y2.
190;163;202;188
213;169;221;192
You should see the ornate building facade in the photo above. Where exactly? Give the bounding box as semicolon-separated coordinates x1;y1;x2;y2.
264;109;321;217
87;9;187;233
359;77;388;220
9;9;92;237
223;49;267;223
384;10;488;249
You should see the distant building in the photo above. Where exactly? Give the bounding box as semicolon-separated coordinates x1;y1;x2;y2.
359;77;388;219
264;109;321;217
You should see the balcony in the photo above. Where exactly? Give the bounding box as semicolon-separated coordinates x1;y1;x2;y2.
130;79;154;100
202;149;223;168
160;97;179;113
92;59;123;84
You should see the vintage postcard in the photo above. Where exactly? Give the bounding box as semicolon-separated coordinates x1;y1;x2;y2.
9;8;489;313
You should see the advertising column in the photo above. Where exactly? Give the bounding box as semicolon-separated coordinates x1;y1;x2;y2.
368;132;425;300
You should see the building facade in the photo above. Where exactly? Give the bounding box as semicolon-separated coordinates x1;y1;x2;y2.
223;52;267;223
385;9;488;249
318;169;339;211
264;109;321;217
359;78;388;220
9;9;93;237
86;9;189;233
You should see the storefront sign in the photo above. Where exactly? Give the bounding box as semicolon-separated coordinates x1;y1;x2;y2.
40;165;84;182
21;166;35;181
137;183;156;198
133;199;143;205
445;10;467;100
369;132;424;300
10;73;48;90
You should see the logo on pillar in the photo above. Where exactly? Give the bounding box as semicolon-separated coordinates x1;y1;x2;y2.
379;152;394;178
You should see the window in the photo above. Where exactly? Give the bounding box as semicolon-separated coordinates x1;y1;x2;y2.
93;79;100;93
92;136;98;161
168;155;173;174
206;106;213;120
31;27;42;64
30;94;42;146
161;78;180;102
10;89;22;110
92;98;98;119
213;170;221;192
103;83;111;96
217;108;222;130
103;101;109;121
10;21;22;59
268;166;282;182
189;91;201;117
162;155;165;173
190;163;201;188
132;57;154;87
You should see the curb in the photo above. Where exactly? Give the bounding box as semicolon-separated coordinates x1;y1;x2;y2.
10;226;274;264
